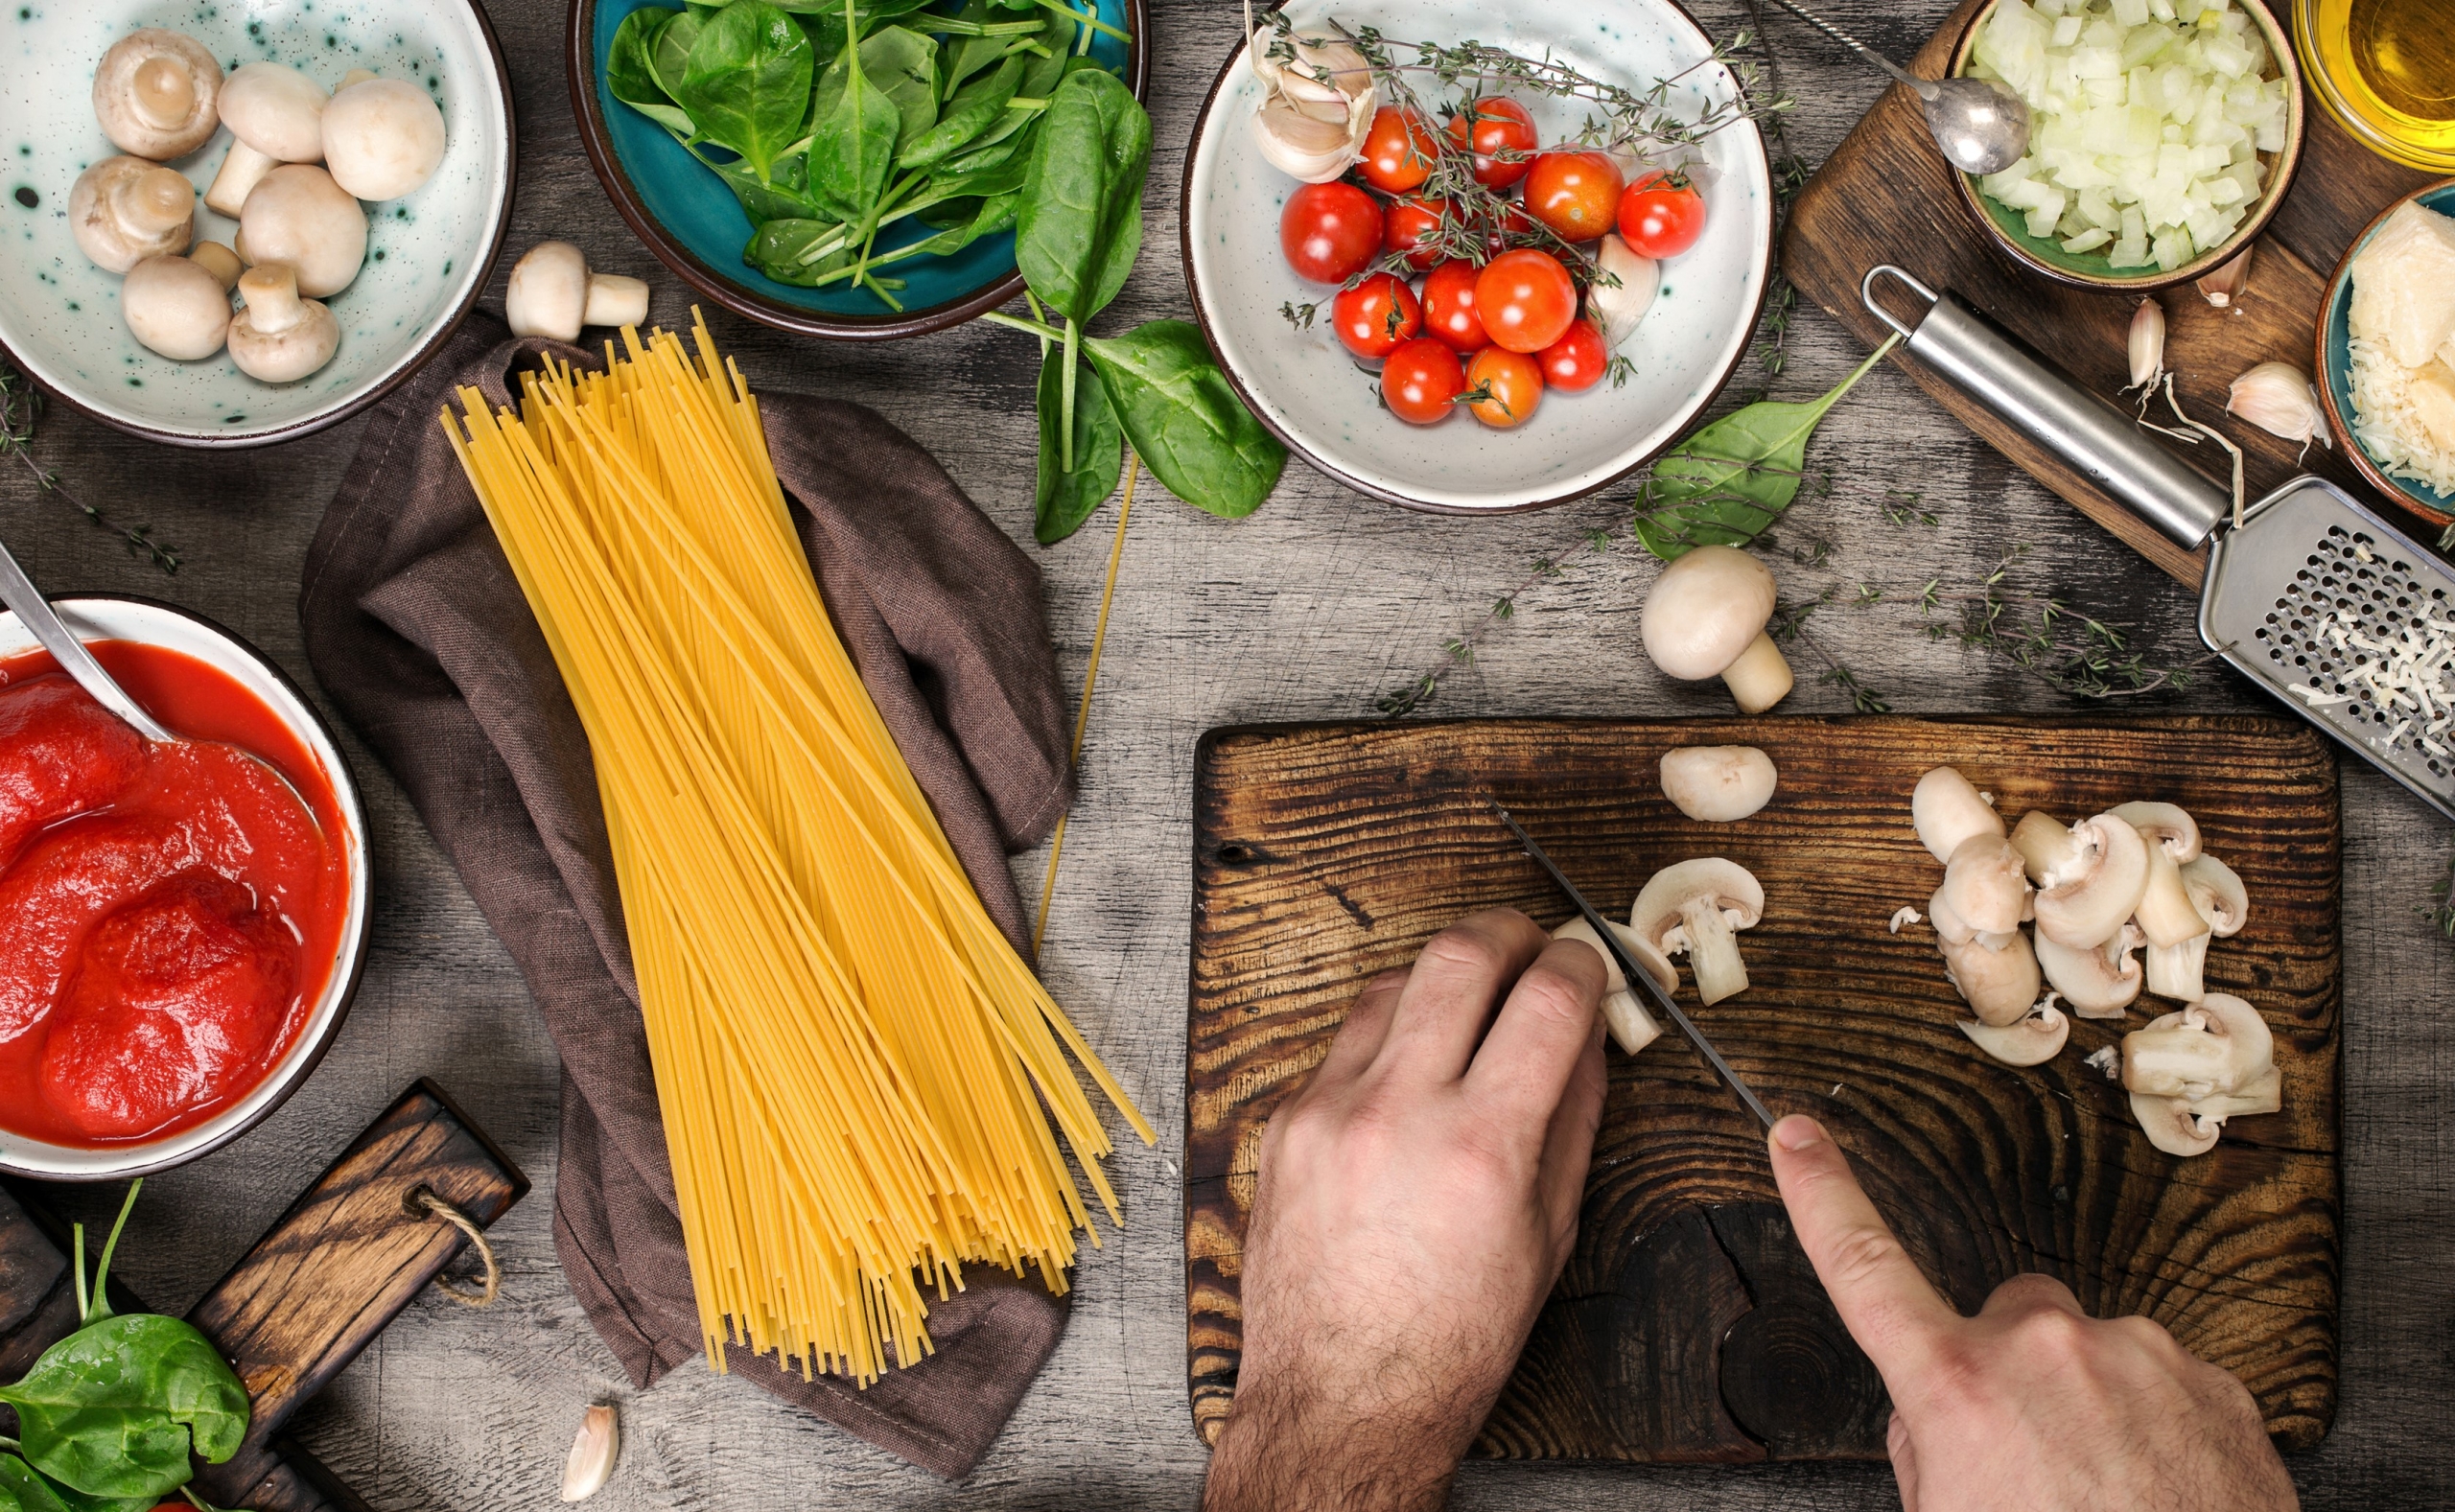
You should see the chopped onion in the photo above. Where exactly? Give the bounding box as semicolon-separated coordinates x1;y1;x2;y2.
1971;0;2284;271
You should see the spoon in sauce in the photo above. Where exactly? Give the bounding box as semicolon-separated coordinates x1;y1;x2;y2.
0;537;175;742
1756;0;2031;175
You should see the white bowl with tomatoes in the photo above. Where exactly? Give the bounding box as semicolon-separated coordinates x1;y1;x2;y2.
1181;0;1775;513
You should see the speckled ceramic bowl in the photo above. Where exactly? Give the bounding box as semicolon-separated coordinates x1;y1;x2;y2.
1181;0;1773;513
2315;177;2455;529
0;0;514;448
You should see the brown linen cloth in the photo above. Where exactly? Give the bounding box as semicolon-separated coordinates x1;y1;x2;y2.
297;314;1078;1477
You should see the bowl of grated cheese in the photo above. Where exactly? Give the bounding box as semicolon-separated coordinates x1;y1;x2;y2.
2316;179;2455;529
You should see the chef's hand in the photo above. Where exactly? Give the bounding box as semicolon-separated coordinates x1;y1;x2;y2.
1201;909;1608;1512
1768;1114;2299;1512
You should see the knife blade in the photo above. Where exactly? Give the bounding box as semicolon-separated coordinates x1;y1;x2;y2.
1490;800;1777;1131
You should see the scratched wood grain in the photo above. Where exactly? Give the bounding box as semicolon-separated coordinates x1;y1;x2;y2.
1186;716;2341;1459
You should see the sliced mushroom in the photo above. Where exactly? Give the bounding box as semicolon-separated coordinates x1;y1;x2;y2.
2009;808;2082;885
227;262;339;382
1629;858;1763;1007
219;61;330;163
92;29;222;161
2112;801;2202;864
1912;766;2003;865
1937;929;2044;1028
322;78;447;201
1659;746;1777;823
2031;812;2149;950
68;156;194;273
1638;547;1793;714
2035;923;2143;1019
205;140;278;220
122;252;231;361
1939;832;2033;938
2121;995;2272;1100
2142;854;2248;1002
1960;1000;2069;1067
505;242;654;342
2187;1064;2280;1121
2129;1090;2220;1157
1551;916;1670;1057
238;165;365;298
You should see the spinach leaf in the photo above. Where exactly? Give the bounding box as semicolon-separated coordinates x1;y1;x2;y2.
787;0;939;66
858;26;941;157
0;1316;248;1500
1084;322;1284;519
608;10;698;135
676;0;815;184
0;1457;147;1512
937;0;1011;94
744;218;851;282
1036;345;1124;544
920;151;1028;204
806;9;902;221
1632;337;1900;560
698;142;826;223
1016;68;1149;324
650;9;708;99
907;188;1020;255
900;53;1020;168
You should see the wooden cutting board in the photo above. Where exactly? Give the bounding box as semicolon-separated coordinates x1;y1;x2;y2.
1783;0;2443;589
1183;717;2341;1460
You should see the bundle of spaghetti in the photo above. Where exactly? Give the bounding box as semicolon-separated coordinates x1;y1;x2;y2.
440;313;1153;1384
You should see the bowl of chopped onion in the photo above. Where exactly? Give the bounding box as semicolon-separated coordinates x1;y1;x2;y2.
1948;0;2303;292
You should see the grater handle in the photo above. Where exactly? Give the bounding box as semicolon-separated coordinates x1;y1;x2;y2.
1862;266;2231;552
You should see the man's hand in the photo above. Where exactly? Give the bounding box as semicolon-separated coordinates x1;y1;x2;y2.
1203;910;1608;1512
1768;1114;2299;1512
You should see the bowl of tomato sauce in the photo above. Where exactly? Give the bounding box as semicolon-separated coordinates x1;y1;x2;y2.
0;597;368;1181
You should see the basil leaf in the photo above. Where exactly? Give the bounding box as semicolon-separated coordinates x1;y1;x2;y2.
1036;345;1124;544
807;23;902;221
900;53;1020;169
650;9;707;99
0;1316;248;1500
608;10;698;135
858;26;941;157
676;0;815;184
1016;68;1148;324
1083;321;1283;520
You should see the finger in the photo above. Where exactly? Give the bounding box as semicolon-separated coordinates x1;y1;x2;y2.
1887;1410;1920;1512
1978;1270;2086;1321
1767;1116;1957;1381
1373;909;1550;1084
1306;969;1408;1093
1466;937;1609;1134
1534;1012;1608;1252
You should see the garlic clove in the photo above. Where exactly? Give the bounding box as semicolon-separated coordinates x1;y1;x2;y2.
2127;297;2164;390
561;1404;619;1502
2225;361;2329;448
1589;233;1660;350
2196;245;2252;308
1251;93;1368;184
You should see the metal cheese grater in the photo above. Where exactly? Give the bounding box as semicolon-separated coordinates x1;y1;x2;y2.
1864;266;2455;822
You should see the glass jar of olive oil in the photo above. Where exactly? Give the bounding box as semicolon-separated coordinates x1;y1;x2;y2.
2296;0;2455;172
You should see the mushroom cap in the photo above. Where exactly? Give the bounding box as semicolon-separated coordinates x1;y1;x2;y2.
1628;856;1764;951
1658;746;1777;823
220;61;330;163
1959;1004;2069;1067
2129;1091;2221;1156
2111;800;2202;862
2032;811;2149;950
2182;854;2248;938
227;266;339;383
2035;924;2143;1018
1911;766;2004;866
505;241;591;342
92;29;222;161
1940;832;2033;937
122;253;231;361
321;79;446;200
68;156;194;274
238;165;366;298
1639;546;1777;682
1937;930;2043;1027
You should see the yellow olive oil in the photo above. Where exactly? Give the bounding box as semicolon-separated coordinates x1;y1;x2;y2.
2300;0;2455;171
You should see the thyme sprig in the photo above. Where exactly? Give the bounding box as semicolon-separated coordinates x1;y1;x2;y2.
1373;540;1595;716
1906;547;2219;698
0;360;181;575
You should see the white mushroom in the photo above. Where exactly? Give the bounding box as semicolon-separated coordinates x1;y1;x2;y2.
238;165;365;298
1659;746;1777;823
1959;999;2069;1067
227;263;339;383
205;141;277;220
91;30;222;161
2145;854;2249;1003
1638;547;1793;714
337;67;379;92
2111;801;2202;863
122;253;231;361
1912;766;2003;865
322;78;447;201
2117;803;2210;957
505;242;654;343
1629;858;1763;1007
2035;922;2144;1019
2009;808;2081;885
188;240;242;290
2121;995;2278;1156
2030;812;2149;951
1939;833;2033;939
68;156;194;273
218;61;330;163
2128;1090;2220;1157
1937;930;2044;1028
1551;916;1671;1057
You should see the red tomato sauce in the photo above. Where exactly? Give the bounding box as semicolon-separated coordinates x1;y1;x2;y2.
0;641;349;1148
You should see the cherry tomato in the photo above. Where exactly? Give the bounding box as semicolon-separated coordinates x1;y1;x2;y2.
1382;197;1450;271
1419;260;1488;353
1332;272;1424;361
1483;199;1538;258
1474;249;1578;354
1464;346;1544;429
1539;318;1609;393
1360;106;1439;195
1618;172;1709;258
1443;97;1538;189
1280;182;1385;284
1382;337;1467;425
1523;151;1625;243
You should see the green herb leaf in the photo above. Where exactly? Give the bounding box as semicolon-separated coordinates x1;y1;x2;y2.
1036;344;1123;544
807;12;902;221
693;140;827;223
648;8;707;98
743;217;852;282
677;0;815;184
1083;321;1283;520
938;0;1012;93
1016;67;1147;325
858;26;942;157
608;10;698;135
907;189;1020;255
0;1315;247;1500
900;53;1020;168
0;1456;149;1512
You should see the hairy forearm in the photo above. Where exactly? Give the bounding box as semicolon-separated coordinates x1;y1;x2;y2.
1202;1377;1471;1512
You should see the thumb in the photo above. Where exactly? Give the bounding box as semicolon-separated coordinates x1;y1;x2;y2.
1767;1115;1956;1385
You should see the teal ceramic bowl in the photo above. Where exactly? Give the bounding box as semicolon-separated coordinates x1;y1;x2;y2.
2316;177;2455;529
568;0;1145;340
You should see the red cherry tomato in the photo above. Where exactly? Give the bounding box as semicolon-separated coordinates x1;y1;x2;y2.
1618;172;1709;258
1360;107;1438;194
1464;347;1544;429
1382;197;1450;271
1444;97;1538;189
1539;318;1609;393
1419;260;1488;352
1382;337;1466;425
1332;272;1424;361
1474;249;1578;354
1483;199;1538;258
1523;151;1625;243
1280;182;1384;284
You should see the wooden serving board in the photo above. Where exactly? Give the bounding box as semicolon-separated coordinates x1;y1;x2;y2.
1184;718;2341;1461
1784;0;2443;588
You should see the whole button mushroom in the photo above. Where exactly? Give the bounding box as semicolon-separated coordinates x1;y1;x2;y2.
188;240;243;291
1658;745;1777;823
505;243;653;342
1638;546;1794;714
1910;766;2003;865
239;165;366;298
68;156;195;273
321;78;447;201
122;253;233;361
92;30;222;161
227;263;339;383
219;61;330;162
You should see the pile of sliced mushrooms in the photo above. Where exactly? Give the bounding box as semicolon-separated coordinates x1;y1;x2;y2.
73;28;451;384
1907;765;2273;1158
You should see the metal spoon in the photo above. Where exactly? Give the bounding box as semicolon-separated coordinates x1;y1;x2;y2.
0;535;175;742
1757;0;2031;175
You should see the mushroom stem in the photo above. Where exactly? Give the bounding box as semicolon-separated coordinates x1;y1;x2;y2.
1718;633;1794;715
2135;842;2210;950
584;273;651;331
2144;934;2210;1002
115;166;195;238
1679;895;1748;1005
132;56;196;128
2009;809;2081;885
238;263;306;335
189;241;242;291
206;139;277;220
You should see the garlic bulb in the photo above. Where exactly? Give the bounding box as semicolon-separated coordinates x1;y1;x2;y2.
1248;23;1375;184
1588;233;1660;349
2127;298;2164;389
561;1404;619;1502
2226;361;2330;449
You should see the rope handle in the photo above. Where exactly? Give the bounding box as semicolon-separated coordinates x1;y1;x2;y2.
409;1186;501;1309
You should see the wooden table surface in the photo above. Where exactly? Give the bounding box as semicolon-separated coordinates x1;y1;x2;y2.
6;1;2449;1508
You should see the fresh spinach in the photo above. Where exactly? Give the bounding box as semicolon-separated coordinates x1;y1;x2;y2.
1084;323;1283;520
806;5;904;222
1037;341;1123;544
649;7;707;98
609;11;698;135
900;53;1021;168
675;0;814;183
745;217;853;283
859;26;943;157
1015;67;1146;326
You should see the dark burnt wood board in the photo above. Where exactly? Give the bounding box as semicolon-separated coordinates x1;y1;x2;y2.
1184;717;2341;1461
1784;0;2443;589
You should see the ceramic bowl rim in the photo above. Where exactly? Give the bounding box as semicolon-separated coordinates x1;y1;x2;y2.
2312;175;2455;529
0;594;374;1182
0;0;520;452
1944;0;2304;294
1176;2;1776;515
565;0;1151;342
